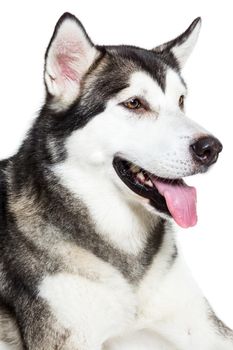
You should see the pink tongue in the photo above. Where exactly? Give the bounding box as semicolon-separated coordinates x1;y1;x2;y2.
152;178;197;228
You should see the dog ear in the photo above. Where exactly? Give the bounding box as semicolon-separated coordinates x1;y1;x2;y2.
44;13;98;109
152;18;201;69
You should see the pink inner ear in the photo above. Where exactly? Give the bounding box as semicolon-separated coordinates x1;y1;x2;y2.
57;53;80;81
55;41;85;82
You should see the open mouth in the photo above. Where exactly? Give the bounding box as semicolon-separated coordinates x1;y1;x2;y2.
113;156;197;228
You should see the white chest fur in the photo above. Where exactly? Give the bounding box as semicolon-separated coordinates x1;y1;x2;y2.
38;228;177;348
39;267;136;348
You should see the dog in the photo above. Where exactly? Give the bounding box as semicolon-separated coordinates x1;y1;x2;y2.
0;12;232;350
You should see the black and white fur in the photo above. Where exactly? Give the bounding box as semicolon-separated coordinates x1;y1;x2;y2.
0;13;232;350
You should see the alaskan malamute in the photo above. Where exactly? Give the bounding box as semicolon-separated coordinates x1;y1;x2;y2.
0;13;232;350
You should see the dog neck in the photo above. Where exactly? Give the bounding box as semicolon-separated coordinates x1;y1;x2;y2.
8;156;170;284
52;158;163;256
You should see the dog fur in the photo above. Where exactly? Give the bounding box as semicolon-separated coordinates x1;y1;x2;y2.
0;13;232;350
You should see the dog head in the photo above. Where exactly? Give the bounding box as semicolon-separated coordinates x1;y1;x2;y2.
43;13;222;228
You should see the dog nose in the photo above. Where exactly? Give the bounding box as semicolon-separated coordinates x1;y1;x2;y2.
190;136;223;166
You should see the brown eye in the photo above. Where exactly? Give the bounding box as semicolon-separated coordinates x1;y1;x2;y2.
179;95;185;109
123;98;142;110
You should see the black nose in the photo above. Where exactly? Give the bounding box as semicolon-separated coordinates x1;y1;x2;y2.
190;136;223;167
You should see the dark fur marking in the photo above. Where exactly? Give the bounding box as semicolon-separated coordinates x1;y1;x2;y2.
0;159;9;229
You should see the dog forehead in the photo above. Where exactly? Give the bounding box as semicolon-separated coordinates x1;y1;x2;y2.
102;47;185;100
130;71;163;94
117;68;185;105
104;46;168;90
118;71;164;102
165;69;187;98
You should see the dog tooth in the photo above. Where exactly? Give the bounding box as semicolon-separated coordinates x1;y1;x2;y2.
137;172;145;182
131;165;140;173
145;179;153;187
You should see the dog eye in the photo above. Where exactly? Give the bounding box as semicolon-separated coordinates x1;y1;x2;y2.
123;98;143;110
179;95;185;109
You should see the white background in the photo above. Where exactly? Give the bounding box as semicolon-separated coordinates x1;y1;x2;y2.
0;0;232;326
